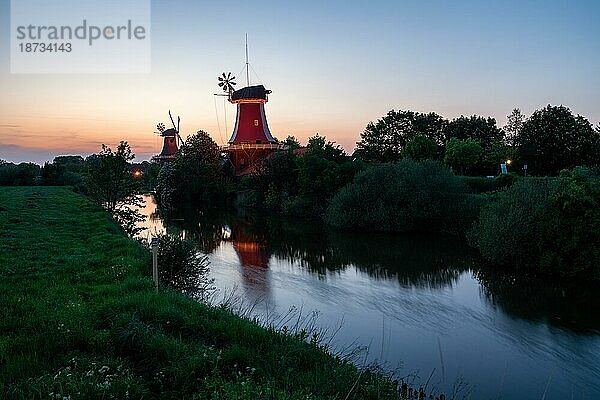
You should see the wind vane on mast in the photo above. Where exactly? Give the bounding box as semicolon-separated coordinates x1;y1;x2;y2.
245;33;250;87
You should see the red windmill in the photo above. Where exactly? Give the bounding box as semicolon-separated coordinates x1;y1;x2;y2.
153;111;183;161
220;42;284;175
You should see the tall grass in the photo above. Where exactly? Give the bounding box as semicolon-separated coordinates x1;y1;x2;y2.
0;187;437;399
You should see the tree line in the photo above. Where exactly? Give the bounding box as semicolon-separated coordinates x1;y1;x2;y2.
2;103;598;279
354;105;599;176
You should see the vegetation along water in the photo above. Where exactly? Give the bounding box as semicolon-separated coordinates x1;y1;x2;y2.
1;104;599;399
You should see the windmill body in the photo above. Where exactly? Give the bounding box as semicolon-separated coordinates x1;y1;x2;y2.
228;85;276;145
153;112;183;162
157;128;179;160
219;73;284;175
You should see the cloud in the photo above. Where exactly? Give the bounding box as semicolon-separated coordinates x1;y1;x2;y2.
0;142;156;164
0;124;22;128
0;144;60;165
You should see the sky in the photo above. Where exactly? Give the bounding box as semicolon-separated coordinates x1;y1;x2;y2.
1;0;599;164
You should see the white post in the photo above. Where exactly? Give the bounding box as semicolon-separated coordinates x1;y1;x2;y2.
151;237;158;293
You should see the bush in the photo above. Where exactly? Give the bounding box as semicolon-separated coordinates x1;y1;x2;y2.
468;168;600;279
155;233;216;300
495;172;519;188
461;173;519;194
326;160;480;234
461;176;499;193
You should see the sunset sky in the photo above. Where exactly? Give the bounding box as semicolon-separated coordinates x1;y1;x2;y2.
1;0;599;163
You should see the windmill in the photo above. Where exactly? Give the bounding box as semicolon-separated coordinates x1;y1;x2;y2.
218;72;237;95
154;111;183;161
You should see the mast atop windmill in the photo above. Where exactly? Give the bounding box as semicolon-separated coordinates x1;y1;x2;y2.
245;34;250;87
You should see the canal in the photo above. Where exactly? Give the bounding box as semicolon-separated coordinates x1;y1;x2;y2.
138;195;600;399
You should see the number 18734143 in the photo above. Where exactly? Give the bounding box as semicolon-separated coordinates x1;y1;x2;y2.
19;43;72;53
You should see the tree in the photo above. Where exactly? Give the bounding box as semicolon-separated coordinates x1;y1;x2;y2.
481;141;519;175
355;110;413;162
86;142;138;211
517;105;600;175
0;162;40;186
355;110;447;162
85;141;145;235
401;134;438;161
444;115;504;144
155;131;225;209
294;135;349;215
504;108;525;147
53;155;86;173
444;138;483;175
40;162;66;186
36;156;86;187
411;112;447;146
282;135;301;150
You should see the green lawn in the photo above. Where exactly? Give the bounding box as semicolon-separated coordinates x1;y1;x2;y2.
0;187;404;399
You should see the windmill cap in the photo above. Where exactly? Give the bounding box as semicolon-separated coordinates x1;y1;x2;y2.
231;85;271;102
160;128;178;137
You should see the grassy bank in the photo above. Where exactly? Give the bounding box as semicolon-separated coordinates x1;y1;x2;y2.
0;187;409;399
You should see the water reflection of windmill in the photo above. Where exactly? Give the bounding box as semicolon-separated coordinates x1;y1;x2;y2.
226;219;272;298
218;38;284;175
153;111;183;161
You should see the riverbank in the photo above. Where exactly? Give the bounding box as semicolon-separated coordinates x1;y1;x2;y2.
140;193;600;399
0;187;417;399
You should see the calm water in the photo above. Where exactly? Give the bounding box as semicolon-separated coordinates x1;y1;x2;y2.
138;196;600;400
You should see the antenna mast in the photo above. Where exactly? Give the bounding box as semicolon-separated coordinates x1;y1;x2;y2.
245;34;250;87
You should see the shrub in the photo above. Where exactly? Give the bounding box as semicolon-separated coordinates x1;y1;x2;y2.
155;233;216;300
495;172;519;188
461;173;519;194
461;176;499;193
468;168;600;279
326;160;480;234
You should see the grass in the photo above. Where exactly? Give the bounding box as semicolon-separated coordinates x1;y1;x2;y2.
0;187;409;399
